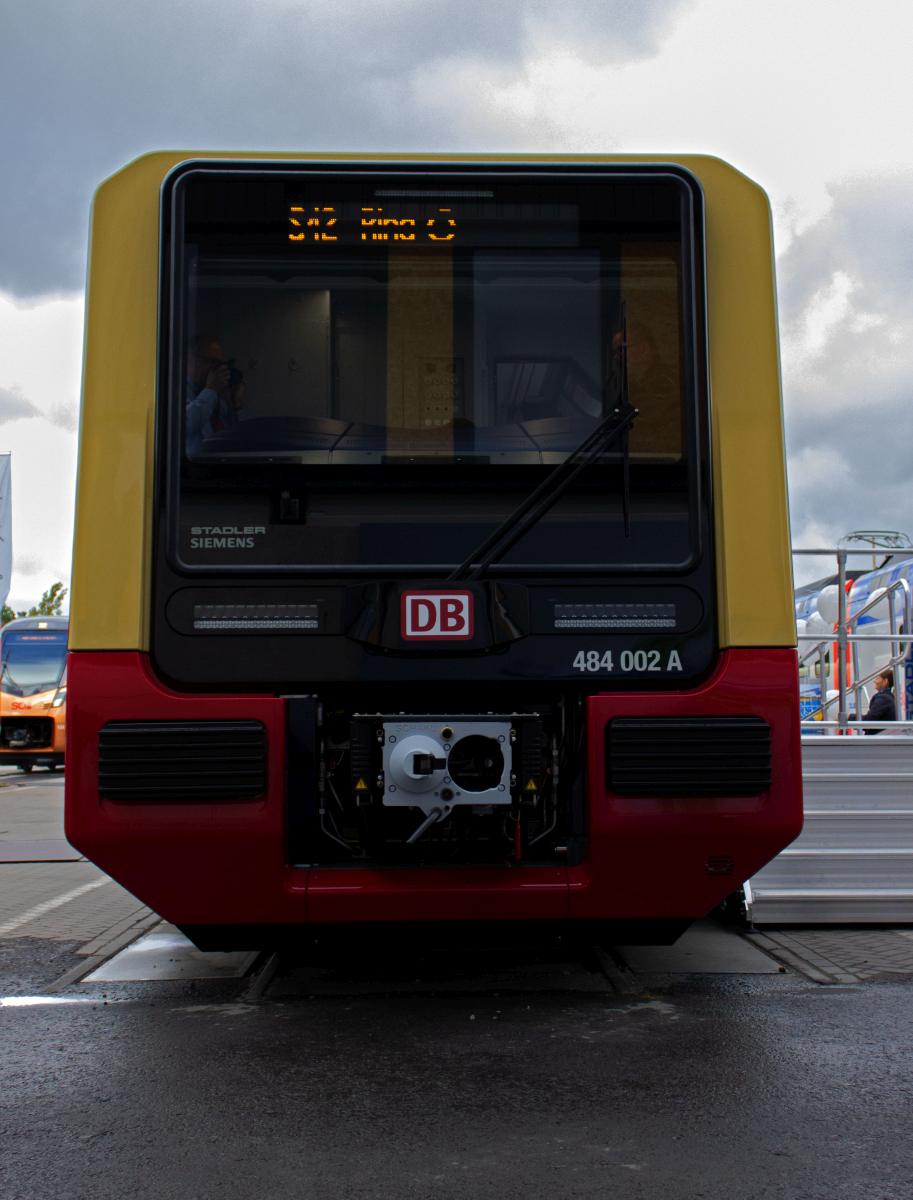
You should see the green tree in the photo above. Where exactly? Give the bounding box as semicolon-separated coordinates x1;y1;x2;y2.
29;581;67;616
1;582;68;625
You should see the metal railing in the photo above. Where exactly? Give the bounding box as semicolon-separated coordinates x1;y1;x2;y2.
795;547;913;734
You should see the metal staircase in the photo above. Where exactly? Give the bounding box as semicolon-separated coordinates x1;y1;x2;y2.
746;735;913;924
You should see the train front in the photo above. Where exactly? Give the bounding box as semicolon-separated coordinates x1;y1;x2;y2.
0;616;67;772
66;155;802;947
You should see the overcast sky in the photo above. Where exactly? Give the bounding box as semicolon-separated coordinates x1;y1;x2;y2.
1;0;911;607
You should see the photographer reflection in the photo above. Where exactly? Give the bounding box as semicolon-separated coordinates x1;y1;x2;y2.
185;334;244;455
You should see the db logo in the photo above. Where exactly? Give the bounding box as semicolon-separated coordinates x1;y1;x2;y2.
401;591;474;640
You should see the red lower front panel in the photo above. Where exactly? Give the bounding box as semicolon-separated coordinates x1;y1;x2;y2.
571;650;803;920
65;650;802;930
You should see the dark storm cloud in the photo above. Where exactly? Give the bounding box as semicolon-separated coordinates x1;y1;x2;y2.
778;173;913;546
0;0;687;298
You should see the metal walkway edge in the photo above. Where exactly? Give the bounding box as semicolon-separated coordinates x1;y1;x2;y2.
747;735;913;924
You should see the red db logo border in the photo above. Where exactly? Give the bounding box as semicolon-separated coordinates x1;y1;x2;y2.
401;591;475;641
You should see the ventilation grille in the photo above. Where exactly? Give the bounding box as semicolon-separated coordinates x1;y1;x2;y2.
606;717;772;796
98;721;267;801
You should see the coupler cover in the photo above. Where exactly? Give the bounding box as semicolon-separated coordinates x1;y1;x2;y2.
382;719;513;816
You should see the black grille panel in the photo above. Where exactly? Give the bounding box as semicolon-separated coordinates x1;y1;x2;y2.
99;721;267;801
606;717;772;796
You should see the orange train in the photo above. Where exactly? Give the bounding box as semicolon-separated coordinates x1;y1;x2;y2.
0;615;67;772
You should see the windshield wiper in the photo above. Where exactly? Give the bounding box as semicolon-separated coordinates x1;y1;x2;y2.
449;322;637;583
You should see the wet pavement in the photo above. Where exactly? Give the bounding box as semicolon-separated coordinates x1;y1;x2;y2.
2;771;913;1199
3;965;913;1200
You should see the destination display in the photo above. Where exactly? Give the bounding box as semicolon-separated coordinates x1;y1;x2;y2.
289;204;459;244
285;198;579;248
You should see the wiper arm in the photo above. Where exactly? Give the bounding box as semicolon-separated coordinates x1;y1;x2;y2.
621;399;632;539
448;401;638;583
449;311;636;582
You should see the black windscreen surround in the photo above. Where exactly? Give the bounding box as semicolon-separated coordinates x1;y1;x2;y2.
164;164;705;576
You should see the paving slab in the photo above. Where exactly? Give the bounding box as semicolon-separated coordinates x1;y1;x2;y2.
752;926;913;983
0;775;154;951
84;924;257;982
0;774;68;841
0;838;81;863
0;863;150;944
619;919;784;974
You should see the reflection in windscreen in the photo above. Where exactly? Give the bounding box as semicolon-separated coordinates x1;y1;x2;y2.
1;632;68;697
185;248;683;463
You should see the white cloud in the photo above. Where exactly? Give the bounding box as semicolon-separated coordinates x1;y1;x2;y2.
0;292;84;408
0;292;81;610
1;420;75;612
795;271;855;361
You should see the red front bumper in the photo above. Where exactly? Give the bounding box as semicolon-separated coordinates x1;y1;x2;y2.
65;649;802;930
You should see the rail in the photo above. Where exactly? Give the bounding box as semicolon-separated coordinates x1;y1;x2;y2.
794;547;913;733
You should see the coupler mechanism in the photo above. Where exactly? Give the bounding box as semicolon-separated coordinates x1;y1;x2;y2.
348;713;549;850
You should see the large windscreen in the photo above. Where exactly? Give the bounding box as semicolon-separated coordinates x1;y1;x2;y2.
1;631;67;697
167;166;703;573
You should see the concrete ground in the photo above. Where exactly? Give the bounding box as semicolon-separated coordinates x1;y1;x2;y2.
0;770;156;991
2;772;913;1199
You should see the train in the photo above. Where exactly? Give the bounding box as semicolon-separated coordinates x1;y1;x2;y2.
0;615;67;771
65;152;802;948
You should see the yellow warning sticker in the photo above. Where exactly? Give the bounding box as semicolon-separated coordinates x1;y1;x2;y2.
355;777;369;792
524;778;538;791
